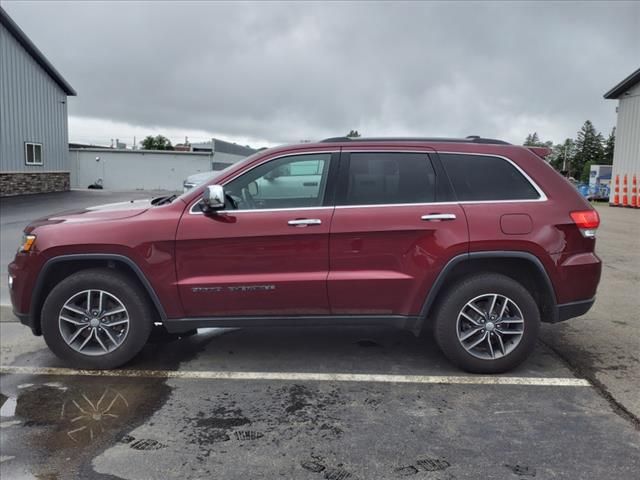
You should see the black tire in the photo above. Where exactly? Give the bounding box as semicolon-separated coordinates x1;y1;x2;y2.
41;268;153;369
433;273;540;373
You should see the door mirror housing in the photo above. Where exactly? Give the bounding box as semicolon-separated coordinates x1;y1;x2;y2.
247;181;259;197
202;185;225;212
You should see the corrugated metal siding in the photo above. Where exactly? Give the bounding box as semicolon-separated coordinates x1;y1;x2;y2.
70;149;213;191
0;22;69;173
611;81;640;205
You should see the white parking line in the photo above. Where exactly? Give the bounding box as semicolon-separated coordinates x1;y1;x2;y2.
0;365;590;387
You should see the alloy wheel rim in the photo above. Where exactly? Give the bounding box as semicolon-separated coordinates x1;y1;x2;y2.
456;293;525;360
58;290;130;356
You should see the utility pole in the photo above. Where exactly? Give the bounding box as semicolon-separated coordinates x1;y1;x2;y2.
211;137;215;170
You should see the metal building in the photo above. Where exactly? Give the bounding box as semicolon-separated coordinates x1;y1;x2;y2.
0;7;76;196
604;67;640;207
190;139;257;170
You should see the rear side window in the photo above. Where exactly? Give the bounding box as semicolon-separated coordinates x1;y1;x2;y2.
440;153;540;201
344;152;435;205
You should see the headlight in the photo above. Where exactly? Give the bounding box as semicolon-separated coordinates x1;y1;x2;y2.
18;234;36;253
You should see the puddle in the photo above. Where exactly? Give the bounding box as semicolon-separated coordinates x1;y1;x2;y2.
0;330;217;478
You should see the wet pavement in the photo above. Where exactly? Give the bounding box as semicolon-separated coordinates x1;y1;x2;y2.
1;325;639;479
1;198;639;478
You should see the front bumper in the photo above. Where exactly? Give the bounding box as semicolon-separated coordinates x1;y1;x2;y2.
8;256;42;336
13;309;38;334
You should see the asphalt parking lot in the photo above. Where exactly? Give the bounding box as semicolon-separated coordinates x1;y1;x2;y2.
1;191;639;479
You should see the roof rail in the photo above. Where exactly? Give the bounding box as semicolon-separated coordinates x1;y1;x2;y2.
319;136;510;145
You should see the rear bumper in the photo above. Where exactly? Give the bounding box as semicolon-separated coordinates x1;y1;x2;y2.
554;252;601;304
553;298;595;323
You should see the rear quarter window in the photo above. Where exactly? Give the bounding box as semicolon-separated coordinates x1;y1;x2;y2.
440;153;540;201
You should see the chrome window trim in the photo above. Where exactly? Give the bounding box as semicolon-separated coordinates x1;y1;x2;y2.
188;149;547;215
189;204;333;215
188;151;337;215
334;201;459;210
437;151;548;202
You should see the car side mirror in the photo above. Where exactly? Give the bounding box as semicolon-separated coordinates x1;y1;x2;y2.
202;185;225;212
247;181;259;196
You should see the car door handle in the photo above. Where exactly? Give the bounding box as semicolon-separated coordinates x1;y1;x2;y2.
288;219;322;227
421;213;457;221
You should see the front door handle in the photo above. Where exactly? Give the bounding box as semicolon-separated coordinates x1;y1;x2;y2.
288;218;322;227
421;213;457;221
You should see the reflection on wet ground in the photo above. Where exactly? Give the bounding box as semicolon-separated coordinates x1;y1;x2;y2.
1;374;170;478
1;329;216;479
1;327;639;479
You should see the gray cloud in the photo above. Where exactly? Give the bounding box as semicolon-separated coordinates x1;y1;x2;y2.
4;1;639;145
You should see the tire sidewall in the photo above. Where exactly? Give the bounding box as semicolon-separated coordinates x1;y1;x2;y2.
434;273;540;373
41;269;152;369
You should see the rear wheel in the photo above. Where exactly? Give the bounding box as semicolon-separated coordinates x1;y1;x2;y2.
41;268;153;369
433;273;540;373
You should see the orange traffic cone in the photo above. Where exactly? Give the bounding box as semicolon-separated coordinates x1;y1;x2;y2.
622;174;628;207
632;174;638;208
612;174;620;206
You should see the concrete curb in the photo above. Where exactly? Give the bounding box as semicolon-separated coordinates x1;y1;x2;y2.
0;304;18;322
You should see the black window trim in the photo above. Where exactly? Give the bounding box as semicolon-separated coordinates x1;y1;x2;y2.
189;151;339;214
437;151;548;203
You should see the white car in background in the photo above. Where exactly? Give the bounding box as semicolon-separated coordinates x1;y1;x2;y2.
182;162;239;192
182;171;217;193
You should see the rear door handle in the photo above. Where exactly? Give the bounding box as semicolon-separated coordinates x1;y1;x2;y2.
421;213;457;221
288;219;322;227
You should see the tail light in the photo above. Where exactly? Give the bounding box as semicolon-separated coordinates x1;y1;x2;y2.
570;210;600;238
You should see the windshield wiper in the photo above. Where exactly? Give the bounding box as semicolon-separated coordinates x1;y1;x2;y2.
152;194;177;206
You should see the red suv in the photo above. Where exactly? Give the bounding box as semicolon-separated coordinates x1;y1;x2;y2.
8;137;601;372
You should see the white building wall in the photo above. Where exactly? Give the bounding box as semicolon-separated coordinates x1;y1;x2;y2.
70;149;213;191
611;82;640;206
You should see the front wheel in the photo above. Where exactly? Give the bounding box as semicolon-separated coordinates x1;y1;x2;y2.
433;273;540;373
41;268;153;369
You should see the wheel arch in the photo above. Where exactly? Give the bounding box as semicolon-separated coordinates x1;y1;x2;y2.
416;251;557;335
30;254;167;335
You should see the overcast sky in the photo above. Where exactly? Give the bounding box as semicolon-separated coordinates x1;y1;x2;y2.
4;1;639;148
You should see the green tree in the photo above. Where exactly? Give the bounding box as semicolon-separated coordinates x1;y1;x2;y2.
571;121;604;179
524;132;541;146
548;138;575;173
524;132;553;148
603;127;615;165
346;130;361;138
141;135;174;150
580;162;590;182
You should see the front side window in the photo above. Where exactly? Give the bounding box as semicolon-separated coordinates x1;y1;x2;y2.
440;153;540;201
25;142;43;166
224;153;332;210
343;152;436;205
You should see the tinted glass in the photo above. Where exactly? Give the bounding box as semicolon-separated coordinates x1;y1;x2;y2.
225;154;331;209
26;144;34;164
345;153;435;205
440;154;540;201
